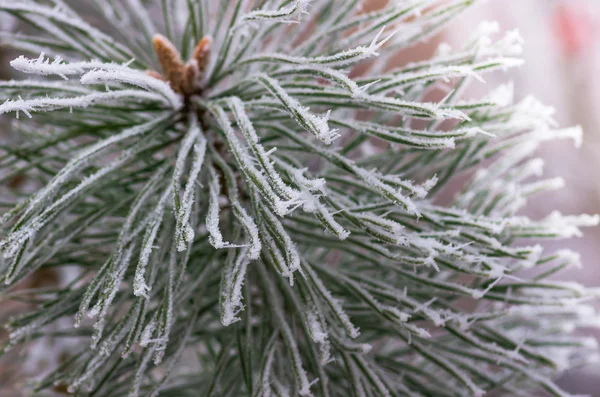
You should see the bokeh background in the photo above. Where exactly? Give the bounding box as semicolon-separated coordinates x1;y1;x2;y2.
445;1;600;394
371;0;600;392
1;0;600;395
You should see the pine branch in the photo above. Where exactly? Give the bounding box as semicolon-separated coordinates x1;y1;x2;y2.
0;1;598;396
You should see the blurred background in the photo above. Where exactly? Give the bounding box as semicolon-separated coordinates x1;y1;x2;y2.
444;1;600;394
372;0;600;391
1;0;600;395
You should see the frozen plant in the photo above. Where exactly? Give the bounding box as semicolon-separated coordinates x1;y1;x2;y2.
0;1;598;396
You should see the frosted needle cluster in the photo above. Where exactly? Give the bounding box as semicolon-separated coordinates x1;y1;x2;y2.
0;1;598;397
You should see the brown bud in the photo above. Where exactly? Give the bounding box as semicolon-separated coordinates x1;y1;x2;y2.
183;60;199;96
191;36;212;76
153;34;186;93
151;34;213;96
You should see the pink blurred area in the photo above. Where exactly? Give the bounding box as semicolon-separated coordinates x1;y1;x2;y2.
443;0;600;394
442;1;600;263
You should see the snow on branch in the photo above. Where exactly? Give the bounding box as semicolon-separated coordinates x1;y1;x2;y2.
238;0;312;25
237;27;396;69
11;54;182;109
254;74;340;144
0;90;170;118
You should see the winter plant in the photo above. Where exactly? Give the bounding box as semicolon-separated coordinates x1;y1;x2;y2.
0;0;598;396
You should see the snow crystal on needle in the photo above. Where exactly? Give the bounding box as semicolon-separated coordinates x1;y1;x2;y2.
10;54;182;109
